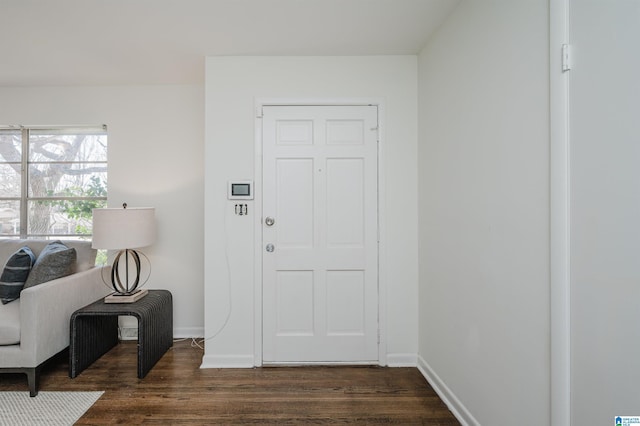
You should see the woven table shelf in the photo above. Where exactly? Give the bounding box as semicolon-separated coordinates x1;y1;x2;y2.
69;290;173;379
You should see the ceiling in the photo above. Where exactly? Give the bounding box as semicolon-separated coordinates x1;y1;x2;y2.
0;0;459;87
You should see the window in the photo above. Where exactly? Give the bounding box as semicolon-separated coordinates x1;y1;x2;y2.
0;126;107;239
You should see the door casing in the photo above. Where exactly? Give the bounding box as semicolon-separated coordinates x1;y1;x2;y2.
253;98;387;366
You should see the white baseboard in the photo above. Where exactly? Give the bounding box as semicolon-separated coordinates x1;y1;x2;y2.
198;352;416;368
174;327;204;339
386;353;418;367
200;354;255;369
417;355;479;426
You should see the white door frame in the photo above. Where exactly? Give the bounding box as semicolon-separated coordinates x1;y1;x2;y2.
550;0;571;424
253;98;387;367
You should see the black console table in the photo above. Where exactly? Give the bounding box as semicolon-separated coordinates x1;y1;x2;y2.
69;289;173;379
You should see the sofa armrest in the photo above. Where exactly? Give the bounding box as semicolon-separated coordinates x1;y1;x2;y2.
18;266;111;366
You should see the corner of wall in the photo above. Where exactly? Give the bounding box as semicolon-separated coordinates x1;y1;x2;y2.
417;355;479;426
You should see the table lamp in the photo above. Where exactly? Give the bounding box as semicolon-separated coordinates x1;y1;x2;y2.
92;203;156;303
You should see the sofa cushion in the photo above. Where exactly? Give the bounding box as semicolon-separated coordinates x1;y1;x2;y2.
24;241;77;289
0;246;35;304
0;239;96;274
0;298;20;345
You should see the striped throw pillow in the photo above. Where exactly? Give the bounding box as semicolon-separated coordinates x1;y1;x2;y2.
0;246;35;304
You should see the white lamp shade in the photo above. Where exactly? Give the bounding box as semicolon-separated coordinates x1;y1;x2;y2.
92;207;156;250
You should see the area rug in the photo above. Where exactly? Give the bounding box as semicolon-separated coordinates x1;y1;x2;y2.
0;391;103;426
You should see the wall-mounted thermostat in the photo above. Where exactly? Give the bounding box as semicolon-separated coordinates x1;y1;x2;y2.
228;180;253;200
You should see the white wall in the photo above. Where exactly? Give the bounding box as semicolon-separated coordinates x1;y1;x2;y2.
0;85;205;337
417;1;550;424
568;1;640;423
203;56;418;367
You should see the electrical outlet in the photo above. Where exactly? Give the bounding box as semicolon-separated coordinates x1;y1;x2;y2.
120;327;138;340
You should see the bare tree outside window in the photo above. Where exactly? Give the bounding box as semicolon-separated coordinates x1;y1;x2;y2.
0;126;107;239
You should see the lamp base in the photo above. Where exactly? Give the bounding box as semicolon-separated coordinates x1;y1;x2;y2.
104;289;149;304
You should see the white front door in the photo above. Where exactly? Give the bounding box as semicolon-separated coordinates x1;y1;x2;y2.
262;105;379;363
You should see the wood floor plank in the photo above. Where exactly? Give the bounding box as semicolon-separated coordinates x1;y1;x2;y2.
0;340;460;425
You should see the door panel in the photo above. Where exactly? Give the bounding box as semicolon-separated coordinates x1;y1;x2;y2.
262;105;379;363
326;158;365;246
276;159;314;248
276;270;314;335
326;270;365;335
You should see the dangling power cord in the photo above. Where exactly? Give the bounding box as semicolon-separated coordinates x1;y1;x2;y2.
177;202;233;350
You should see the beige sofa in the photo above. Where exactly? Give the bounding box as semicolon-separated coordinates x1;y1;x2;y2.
0;239;109;396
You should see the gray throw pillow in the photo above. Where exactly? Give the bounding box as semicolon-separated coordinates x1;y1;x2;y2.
0;246;36;304
24;241;77;289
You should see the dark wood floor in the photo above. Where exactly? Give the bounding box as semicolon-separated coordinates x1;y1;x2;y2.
1;340;460;425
